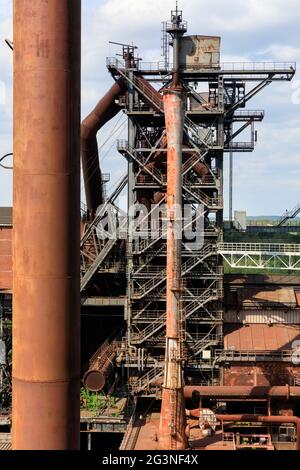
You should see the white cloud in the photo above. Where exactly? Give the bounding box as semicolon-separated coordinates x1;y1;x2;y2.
259;44;300;62
1;0;300;214
211;0;299;32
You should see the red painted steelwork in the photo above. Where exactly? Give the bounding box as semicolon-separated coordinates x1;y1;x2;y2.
83;351;116;392
184;385;300;399
216;414;300;450
13;0;81;449
0;227;12;291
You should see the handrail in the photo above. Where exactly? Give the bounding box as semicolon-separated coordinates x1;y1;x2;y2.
233;110;265;117
277;202;300;226
218;242;300;253
221;61;296;72
107;57;296;74
214;349;294;362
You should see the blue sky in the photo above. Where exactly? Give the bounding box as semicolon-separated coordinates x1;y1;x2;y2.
1;0;300;216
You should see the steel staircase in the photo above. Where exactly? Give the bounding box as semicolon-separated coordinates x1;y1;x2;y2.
118;141;220;208
182;175;222;208
182;149;209;175
132;244;217;299
130;367;164;393
187;329;221;357
80;175;128;291
131;284;220;344
184;115;214;148
277;202;300;226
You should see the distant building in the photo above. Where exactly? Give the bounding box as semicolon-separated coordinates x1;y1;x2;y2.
234;210;247;232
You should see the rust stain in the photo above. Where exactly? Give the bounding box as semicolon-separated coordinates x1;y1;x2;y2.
12;0;81;450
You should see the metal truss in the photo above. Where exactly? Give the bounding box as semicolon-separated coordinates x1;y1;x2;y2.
218;243;300;270
79;51;296;395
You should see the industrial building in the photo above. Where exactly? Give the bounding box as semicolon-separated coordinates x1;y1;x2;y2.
1;2;300;451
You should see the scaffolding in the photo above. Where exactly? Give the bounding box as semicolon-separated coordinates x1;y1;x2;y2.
80;20;296;396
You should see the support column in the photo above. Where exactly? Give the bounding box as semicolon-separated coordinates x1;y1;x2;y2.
158;89;188;450
13;0;81;449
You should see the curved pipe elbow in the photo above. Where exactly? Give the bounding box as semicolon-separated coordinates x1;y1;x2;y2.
81;79;127;214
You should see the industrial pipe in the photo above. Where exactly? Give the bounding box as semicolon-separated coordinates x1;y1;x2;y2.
184;385;300;399
81;79;127;214
13;0;81;449
216;414;300;451
158;88;188;451
83;351;116;392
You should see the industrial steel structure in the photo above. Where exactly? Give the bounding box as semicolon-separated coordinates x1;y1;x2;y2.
80;7;296;401
1;4;300;452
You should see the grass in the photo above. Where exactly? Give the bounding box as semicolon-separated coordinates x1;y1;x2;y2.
224;230;300;244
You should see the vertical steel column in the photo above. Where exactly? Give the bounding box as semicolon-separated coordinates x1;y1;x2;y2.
229;125;233;223
216;80;225;375
126;70;136;367
13;0;81;449
158;89;188;450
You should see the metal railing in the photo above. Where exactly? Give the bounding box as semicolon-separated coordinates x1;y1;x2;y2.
80;176;128;290
118;141;165;185
131;284;222;344
225;142;254;150
222;432;236;450
118;143;220;210
107;63;164;112
214;349;294;362
131;367;164;393
277;202;300;227
184;116;214;148
221;61;296;72
132;244;216;298
233;110;265;119
188;331;222;357
183;175;222;208
107;57;296;75
218;242;300;254
107;57;169;73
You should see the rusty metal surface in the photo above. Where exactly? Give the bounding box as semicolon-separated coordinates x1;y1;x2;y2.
225;286;297;308
224;309;300;324
224;324;300;351
82;334;119;392
223;363;300;387
13;0;81;449
179;36;221;69
158;89;187;450
216;414;300;450
83;351;116;392
81;79;127;214
184;385;300;399
224;274;300;285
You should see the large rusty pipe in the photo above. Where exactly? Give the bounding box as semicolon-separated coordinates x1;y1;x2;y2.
81;79;127;214
13;0;81;449
184;385;300;399
83;351;116;392
158;89;188;450
216;414;300;450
